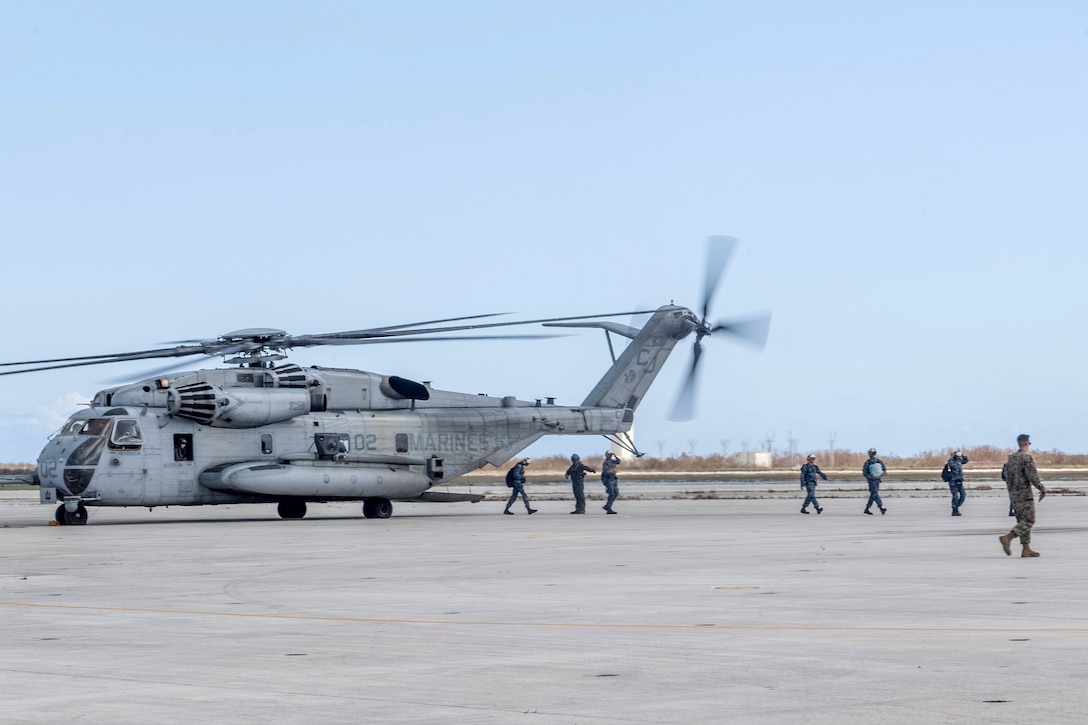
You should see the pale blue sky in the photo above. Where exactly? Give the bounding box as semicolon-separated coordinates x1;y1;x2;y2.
2;2;1086;463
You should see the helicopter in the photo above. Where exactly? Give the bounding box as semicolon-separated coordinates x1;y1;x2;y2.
0;237;769;525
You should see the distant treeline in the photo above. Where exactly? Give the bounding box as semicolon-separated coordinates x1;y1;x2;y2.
513;446;1088;471
6;446;1087;475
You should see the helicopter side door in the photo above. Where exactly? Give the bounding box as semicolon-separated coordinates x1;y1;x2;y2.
163;431;197;503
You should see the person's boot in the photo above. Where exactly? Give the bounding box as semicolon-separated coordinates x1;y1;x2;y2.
1021;544;1040;557
879;507;887;515
527;508;537;515
816;507;823;514
800;508;810;514
952;507;961;516
504;509;514;515
863;509;873;515
999;533;1013;555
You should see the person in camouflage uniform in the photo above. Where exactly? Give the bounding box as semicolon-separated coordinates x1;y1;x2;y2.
946;449;969;516
799;454;827;514
862;448;887;515
503;459;537;515
564;453;596;514
601;452;620;514
999;434;1047;557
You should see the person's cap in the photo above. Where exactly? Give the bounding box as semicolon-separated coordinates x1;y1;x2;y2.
953;449;961;456
570;454;580;461
806;454;815;460
521;458;531;465
868;447;877;454
1017;434;1031;445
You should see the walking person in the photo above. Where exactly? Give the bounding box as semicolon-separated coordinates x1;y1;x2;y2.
564;454;596;514
601;451;620;514
945;449;969;516
503;458;537;515
800;454;828;514
862;448;887;515
999;434;1047;557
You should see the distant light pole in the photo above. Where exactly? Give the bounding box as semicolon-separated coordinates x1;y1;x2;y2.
828;431;837;467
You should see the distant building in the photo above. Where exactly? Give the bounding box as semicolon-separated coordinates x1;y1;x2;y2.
735;450;773;468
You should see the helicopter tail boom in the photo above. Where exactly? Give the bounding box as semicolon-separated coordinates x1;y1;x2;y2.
579;305;696;411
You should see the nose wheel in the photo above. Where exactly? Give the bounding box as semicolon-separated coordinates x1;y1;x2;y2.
54;503;89;526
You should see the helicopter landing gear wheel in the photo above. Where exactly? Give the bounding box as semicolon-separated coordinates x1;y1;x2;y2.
362;498;393;519
277;501;307;519
64;504;88;526
54;504;68;526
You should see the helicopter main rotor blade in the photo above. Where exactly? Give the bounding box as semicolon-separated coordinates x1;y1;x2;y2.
0;308;656;378
349;312;511;334
312;333;566;346
0;351;209;377
709;312;772;349
292;310;657;345
702;236;737;321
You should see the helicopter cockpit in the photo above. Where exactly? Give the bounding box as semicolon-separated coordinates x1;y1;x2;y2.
45;413;145;497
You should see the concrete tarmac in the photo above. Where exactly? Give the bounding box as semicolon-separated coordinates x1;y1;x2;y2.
1;487;1087;724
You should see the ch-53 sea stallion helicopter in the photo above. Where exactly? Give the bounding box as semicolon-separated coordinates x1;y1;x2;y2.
0;237;768;525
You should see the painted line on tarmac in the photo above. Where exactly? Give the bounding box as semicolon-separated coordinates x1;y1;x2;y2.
3;600;1088;632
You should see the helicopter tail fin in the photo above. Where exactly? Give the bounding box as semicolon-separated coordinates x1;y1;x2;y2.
550;305;695;412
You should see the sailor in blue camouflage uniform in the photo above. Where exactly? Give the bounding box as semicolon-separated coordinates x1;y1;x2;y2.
999;434;1046;557
564;454;596;514
503;458;537;515
946;449;969;516
799;454;827;514
862;448;887;515
601;452;620;514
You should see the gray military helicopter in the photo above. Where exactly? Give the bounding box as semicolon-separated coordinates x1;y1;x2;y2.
0;237;768;525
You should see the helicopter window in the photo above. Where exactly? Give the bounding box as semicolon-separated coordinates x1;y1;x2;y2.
61;419;87;436
174;434;193;462
67;436;106;467
109;420;143;449
395;433;409;453
81;419;112;437
261;434;274;455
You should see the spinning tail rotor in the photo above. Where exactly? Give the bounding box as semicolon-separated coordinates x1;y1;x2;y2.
668;236;771;421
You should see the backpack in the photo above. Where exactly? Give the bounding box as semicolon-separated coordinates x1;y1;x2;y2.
941;463;952;483
867;461;884;479
505;467;516;487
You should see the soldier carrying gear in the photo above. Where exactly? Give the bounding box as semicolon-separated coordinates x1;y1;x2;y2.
503;458;537;515
863;448;887;515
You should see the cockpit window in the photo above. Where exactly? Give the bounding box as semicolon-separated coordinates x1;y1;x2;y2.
81;419;112;437
109;419;143;449
61;419;87;436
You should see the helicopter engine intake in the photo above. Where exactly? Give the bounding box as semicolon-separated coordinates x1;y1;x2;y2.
167;382;310;428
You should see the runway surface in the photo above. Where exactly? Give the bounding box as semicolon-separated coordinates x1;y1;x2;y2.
2;488;1086;723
